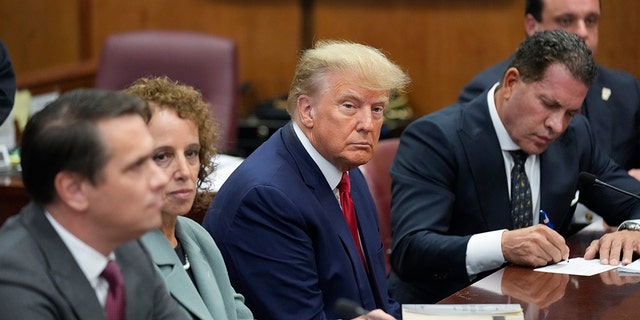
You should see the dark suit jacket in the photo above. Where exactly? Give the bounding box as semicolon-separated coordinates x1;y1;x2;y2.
202;122;399;319
389;92;640;303
458;59;640;170
0;202;189;320
0;39;15;125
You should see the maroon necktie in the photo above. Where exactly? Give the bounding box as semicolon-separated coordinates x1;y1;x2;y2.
338;172;366;266
101;260;126;320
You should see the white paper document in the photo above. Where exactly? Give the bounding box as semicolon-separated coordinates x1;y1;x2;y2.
402;304;523;320
534;257;618;276
618;259;640;274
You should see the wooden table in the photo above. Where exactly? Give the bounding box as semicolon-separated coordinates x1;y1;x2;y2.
438;223;640;319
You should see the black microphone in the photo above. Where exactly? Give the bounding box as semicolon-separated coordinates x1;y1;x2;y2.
578;172;640;201
334;298;369;319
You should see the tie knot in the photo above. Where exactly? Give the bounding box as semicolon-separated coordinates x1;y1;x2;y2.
101;260;123;287
510;150;528;165
338;172;351;192
338;172;350;193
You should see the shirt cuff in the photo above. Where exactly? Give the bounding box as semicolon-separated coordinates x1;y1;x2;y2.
466;229;508;277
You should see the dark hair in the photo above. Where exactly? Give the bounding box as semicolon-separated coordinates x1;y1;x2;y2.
525;0;544;22
20;89;147;205
506;29;596;86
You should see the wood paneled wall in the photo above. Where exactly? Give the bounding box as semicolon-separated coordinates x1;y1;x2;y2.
1;0;638;117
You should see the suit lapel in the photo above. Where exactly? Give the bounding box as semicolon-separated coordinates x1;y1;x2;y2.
350;170;377;266
458;101;512;229
282;123;364;266
539;125;581;234
176;221;222;320
140;229;212;320
281;123;374;301
22;203;105;320
349;168;386;308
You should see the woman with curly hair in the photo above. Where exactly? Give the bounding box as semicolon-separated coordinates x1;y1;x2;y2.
125;76;253;320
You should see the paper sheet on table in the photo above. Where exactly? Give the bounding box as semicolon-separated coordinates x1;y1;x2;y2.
618;259;640;274
402;304;524;320
534;257;618;276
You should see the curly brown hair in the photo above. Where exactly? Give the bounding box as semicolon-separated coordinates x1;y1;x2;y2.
124;76;219;212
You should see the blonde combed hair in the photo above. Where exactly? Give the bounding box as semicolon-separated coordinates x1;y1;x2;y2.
286;40;411;116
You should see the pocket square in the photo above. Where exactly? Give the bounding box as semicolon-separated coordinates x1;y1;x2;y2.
602;87;612;101
570;190;580;206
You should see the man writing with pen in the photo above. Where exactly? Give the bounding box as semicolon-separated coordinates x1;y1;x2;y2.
387;30;640;304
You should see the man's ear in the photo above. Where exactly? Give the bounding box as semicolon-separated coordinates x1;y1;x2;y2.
524;14;538;37
501;67;521;100
54;172;90;212
297;95;314;128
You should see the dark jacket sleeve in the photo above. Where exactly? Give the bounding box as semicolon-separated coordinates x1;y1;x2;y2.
0;40;16;125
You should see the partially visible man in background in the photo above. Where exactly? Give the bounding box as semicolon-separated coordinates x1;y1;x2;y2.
458;0;640;229
459;0;640;179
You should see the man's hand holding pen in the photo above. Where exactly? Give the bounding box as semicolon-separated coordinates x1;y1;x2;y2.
502;224;570;268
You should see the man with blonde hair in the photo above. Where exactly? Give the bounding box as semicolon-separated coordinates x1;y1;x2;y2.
204;40;410;319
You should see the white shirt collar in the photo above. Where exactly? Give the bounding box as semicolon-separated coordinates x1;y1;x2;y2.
292;122;343;190
487;83;520;152
486;83;541;222
45;212;113;288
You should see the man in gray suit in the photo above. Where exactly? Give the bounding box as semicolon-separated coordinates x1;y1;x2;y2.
0;89;189;319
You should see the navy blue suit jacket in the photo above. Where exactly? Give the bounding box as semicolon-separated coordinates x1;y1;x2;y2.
0;40;15;125
203;122;399;319
388;92;640;304
458;58;640;170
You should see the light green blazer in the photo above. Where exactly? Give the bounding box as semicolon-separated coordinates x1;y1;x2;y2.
141;216;253;320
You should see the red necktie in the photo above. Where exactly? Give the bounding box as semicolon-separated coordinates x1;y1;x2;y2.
101;260;126;320
338;172;366;266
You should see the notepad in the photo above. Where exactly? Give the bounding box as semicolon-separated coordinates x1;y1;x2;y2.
402;304;524;320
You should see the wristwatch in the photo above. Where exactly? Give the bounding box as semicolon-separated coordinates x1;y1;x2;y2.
618;221;640;232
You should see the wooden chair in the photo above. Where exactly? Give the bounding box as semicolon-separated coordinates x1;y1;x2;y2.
360;138;400;274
